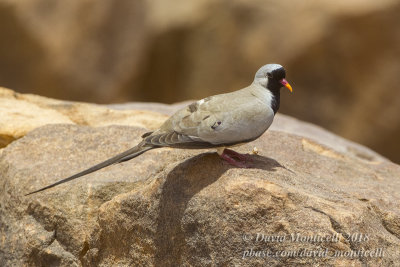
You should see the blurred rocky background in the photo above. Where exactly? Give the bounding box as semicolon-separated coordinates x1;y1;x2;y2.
0;0;399;163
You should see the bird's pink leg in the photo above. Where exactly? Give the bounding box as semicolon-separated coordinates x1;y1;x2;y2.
223;148;252;161
219;148;252;168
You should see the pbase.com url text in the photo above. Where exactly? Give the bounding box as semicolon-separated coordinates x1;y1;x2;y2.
242;247;384;259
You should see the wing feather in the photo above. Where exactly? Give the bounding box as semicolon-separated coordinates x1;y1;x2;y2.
144;86;273;147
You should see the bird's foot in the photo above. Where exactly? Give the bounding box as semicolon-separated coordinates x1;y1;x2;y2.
223;148;253;161
219;148;252;168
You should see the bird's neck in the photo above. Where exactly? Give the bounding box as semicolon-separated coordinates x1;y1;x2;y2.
267;81;281;114
269;87;280;114
250;83;280;114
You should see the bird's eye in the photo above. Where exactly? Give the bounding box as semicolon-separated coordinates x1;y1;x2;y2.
266;72;273;79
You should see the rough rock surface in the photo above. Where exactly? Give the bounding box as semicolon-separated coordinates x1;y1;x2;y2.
1;91;400;266
0;87;167;148
0;87;386;163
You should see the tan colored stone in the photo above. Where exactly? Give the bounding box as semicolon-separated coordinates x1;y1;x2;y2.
0;86;388;166
0;88;167;148
0;94;74;140
1;118;399;266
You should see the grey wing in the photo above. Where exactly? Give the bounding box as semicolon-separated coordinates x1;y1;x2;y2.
143;89;272;148
143;131;216;149
142;95;226;148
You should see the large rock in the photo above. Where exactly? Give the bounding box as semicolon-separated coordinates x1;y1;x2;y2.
1;0;400;163
0;87;167;148
1;92;399;266
0;87;385;163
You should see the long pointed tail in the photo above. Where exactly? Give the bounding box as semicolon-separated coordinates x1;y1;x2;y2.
25;142;154;196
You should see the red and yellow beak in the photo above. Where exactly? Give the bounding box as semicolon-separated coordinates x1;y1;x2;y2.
280;78;293;93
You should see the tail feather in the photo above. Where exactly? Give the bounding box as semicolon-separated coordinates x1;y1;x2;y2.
25;143;154;196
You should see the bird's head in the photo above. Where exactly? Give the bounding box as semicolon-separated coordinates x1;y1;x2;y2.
253;64;292;93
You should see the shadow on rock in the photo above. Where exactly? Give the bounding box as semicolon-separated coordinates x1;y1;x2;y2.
154;152;283;266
